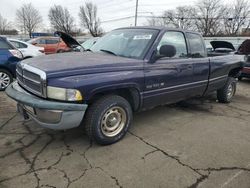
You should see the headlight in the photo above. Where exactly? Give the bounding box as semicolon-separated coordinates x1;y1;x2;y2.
47;86;83;101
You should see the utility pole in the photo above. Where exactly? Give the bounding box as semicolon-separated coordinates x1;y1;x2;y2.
135;0;138;26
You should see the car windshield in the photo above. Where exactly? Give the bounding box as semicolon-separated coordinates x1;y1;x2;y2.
81;38;97;50
90;29;159;59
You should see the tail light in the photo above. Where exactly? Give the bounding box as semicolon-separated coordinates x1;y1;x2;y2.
9;49;23;59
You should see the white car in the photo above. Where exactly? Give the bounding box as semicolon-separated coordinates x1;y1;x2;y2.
8;38;45;58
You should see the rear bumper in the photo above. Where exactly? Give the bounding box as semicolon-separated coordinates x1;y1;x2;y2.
5;81;87;130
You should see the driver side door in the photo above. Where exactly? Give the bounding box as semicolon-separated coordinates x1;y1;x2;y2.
143;31;197;109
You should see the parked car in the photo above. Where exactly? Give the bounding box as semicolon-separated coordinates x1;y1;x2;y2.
27;37;70;54
206;40;238;57
237;39;250;80
8;38;44;59
239;60;250;80
6;27;245;145
71;38;99;52
0;37;23;90
80;37;99;50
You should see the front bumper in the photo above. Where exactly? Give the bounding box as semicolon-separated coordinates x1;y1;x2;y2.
5;81;87;130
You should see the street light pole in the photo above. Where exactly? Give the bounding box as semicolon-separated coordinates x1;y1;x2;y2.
135;0;138;26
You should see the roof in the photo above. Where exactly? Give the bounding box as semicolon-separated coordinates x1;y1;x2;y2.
31;36;59;39
115;26;200;34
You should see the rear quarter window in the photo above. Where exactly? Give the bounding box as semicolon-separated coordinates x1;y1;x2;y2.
186;33;206;58
10;41;27;48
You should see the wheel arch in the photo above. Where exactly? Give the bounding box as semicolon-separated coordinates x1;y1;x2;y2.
88;86;142;112
228;67;242;78
0;65;14;76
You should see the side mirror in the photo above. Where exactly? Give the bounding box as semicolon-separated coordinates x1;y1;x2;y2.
32;42;37;45
159;45;176;58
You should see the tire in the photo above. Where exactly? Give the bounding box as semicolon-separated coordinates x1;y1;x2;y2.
217;77;237;103
57;50;64;53
238;76;243;81
0;69;13;91
84;95;133;145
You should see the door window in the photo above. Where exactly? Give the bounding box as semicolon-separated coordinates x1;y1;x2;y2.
186;33;206;58
157;31;188;58
46;39;59;44
38;39;46;44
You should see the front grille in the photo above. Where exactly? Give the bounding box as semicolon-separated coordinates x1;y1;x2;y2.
16;63;46;97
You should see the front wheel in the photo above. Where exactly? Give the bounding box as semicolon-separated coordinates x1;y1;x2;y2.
84;95;133;145
217;77;236;103
0;69;13;91
57;49;64;53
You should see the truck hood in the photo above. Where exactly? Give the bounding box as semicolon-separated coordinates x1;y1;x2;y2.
22;52;143;78
210;41;235;51
54;31;82;49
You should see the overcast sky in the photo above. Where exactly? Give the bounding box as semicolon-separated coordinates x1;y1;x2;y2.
0;0;235;32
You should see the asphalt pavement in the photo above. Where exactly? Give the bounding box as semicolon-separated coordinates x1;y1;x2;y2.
0;80;250;188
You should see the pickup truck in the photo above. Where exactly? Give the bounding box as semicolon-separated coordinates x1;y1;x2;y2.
6;27;245;145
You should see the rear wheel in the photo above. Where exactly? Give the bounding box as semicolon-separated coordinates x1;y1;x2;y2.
84;95;132;145
0;69;13;91
217;77;236;103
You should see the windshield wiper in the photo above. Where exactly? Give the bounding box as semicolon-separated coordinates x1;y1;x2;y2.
100;49;117;56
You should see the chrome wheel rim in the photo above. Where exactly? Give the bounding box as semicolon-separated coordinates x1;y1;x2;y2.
0;72;10;90
101;106;127;137
227;83;234;99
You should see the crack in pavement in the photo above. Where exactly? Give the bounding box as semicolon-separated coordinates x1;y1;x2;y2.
128;131;250;188
187;173;210;188
141;149;158;161
78;142;123;188
128;131;203;176
0;113;17;129
95;167;123;188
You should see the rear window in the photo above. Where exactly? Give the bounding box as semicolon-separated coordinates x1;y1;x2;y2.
0;38;13;49
186;33;206;58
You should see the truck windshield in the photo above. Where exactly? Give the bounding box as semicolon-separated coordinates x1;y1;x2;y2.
90;29;159;59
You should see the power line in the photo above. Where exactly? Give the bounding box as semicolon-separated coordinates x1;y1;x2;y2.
138;15;250;20
100;16;135;23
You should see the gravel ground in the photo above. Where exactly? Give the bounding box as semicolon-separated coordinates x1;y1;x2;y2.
0;80;250;188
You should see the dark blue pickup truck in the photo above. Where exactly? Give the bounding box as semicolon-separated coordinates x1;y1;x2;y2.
6;27;245;145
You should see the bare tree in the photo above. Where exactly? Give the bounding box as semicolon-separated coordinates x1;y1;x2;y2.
223;0;250;35
79;2;103;37
194;0;225;36
48;5;75;34
145;13;166;27
0;14;11;34
161;6;197;30
16;3;42;38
